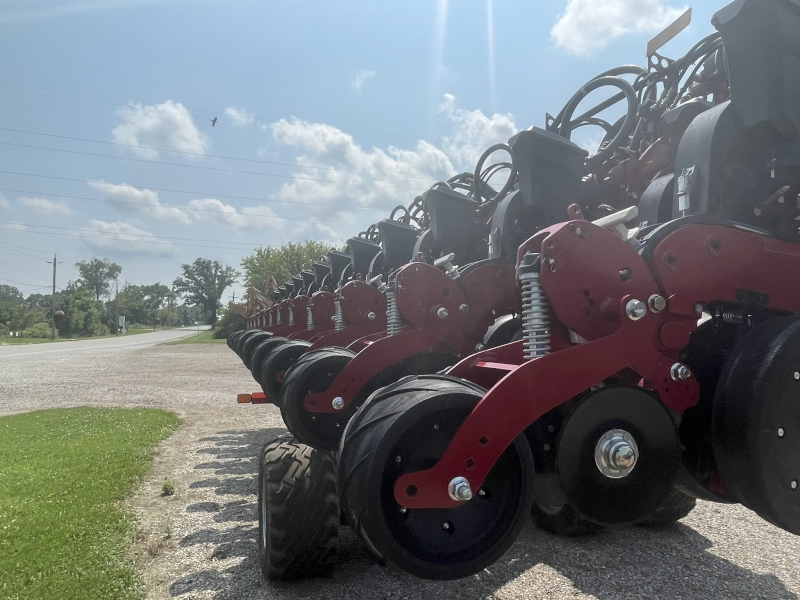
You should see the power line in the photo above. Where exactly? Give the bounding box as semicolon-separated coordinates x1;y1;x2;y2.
0;275;50;287
0;140;437;192
0;80;427;141
0;246;51;263
0;186;364;224
0;126;439;181
0;170;399;212
0;239;81;273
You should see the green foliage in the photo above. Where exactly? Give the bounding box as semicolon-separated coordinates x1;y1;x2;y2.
76;257;122;301
172;258;239;325
0;284;24;304
22;322;53;338
241;240;332;293
8;303;46;332
0;407;181;600
57;287;104;338
162;329;225;344
213;306;246;339
161;478;176;496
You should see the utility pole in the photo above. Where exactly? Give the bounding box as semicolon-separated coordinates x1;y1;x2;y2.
50;254;56;340
115;279;120;336
231;291;236;304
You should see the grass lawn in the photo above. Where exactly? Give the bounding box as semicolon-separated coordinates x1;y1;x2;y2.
0;408;181;600
162;329;225;345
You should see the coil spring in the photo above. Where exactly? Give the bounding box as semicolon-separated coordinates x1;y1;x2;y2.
386;290;402;336
520;271;550;360
334;298;345;332
268;313;273;327
307;305;315;330
289;307;295;326
276;309;282;326
721;309;742;324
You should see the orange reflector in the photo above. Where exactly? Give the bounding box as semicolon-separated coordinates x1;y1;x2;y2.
237;393;252;404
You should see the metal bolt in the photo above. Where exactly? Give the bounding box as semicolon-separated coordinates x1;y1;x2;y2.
694;303;704;315
475;343;486;351
611;443;636;469
794;371;800;381
792;480;798;490
437;307;449;319
670;363;692;381
332;397;345;410
459;304;469;314
574;227;583;236
395;455;402;463
543;444;551;451
648;294;667;312
547;425;555;433
442;521;451;530
595;429;639;478
399;507;408;514
367;311;376;321
625;299;647;321
779;428;785;438
448;476;473;501
433;423;440;431
478;489;486;497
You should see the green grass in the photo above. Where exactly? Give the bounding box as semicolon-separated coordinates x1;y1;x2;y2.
0;408;181;600
161;329;224;345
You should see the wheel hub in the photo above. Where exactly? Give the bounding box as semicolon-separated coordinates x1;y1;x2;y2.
594;429;639;478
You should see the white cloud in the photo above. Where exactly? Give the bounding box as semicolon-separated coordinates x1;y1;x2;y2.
352;69;377;92
80;220;175;257
18;196;73;218
225;107;255;127
0;0;162;23
112;100;209;159
551;0;686;56
0;193;10;210
438;93;518;171
88;180;192;225
187;198;286;231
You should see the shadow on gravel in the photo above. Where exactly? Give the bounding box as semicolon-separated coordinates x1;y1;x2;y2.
170;428;795;600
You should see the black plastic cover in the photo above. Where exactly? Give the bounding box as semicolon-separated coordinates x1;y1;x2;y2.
347;237;382;278
421;187;477;261
328;250;352;287
377;219;419;271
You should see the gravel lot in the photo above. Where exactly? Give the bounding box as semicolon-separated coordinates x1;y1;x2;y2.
2;339;799;599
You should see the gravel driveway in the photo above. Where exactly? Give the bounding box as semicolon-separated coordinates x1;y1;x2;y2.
2;341;798;599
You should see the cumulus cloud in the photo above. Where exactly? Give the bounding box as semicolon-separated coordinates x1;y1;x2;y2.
88;180;192;225
352;69;377;92
551;0;686;56
80;220;175;257
112;100;209;159
438;93;518;171
187;198;285;231
18;196;73;218
225;107;255;127
0;193;10;210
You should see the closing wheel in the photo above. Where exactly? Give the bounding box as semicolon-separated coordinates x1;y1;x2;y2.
531;503;601;536
713;315;800;535
637;488;696;527
234;329;263;357
250;337;290;379
227;330;245;350
338;375;535;580
557;385;680;526
261;340;312;405
258;436;339;580
280;347;356;450
242;332;275;370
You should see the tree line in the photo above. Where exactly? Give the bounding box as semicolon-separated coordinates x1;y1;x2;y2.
1;239;333;340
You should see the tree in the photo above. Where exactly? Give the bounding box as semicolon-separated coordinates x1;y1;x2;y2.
76;257;122;301
142;283;170;328
57;287;105;338
0;285;24;304
173;258;239;325
241;240;331;292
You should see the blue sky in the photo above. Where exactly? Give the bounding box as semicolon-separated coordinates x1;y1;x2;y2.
0;0;721;301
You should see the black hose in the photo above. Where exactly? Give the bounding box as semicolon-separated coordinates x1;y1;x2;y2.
472;142;517;206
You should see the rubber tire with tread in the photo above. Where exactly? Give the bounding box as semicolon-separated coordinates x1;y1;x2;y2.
250;337;291;381
242;332;275;370
637;488;696;527
258;435;339;580
260;340;312;407
235;329;263;358
531;503;602;536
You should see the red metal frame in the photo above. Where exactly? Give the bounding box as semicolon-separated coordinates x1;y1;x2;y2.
391;220;800;508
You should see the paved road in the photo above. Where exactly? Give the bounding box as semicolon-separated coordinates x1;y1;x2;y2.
0;326;210;358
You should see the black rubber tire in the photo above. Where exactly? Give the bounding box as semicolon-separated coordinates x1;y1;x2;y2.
531;504;602;536
227;330;245;350
280;347;357;450
338;374;535;580
242;332;275;370
261;340;312;406
637;488;697;527
235;329;263;357
258;436;339;580
250;337;291;380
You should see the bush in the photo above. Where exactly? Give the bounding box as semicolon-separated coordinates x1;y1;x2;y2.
161;478;176;496
213;307;246;339
22;322;54;339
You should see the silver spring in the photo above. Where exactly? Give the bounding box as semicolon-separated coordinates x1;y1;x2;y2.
307;305;315;330
334;297;346;332
268;313;273;327
386;290;402;336
289;306;295;326
721;309;742;324
520;271;550;360
276;309;282;326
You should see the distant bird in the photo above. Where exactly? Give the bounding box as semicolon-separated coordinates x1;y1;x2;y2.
210;116;218;127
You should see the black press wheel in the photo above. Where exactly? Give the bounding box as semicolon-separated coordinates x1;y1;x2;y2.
338;374;535;580
280;347;356;451
258;436;339;580
531;503;601;536
227;330;245;350
637;488;696;527
242;332;275;370
250;337;291;380
260;340;312;406
234;329;263;357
